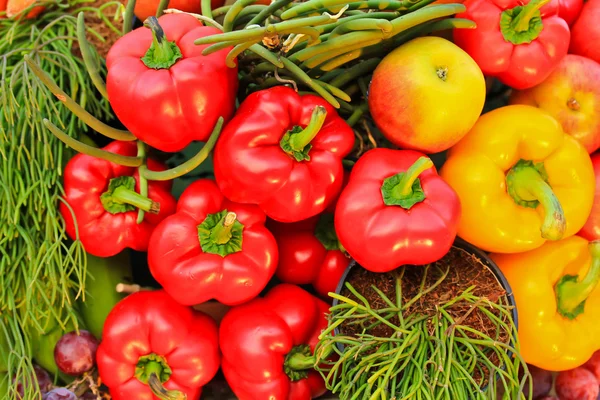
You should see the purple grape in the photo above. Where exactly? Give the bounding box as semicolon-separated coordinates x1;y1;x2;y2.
528;364;554;398
42;388;77;400
78;392;98;400
53;330;99;376
15;364;53;396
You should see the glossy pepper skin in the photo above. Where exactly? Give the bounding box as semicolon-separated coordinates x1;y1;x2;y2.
213;86;355;223
106;14;238;152
148;179;278;306
97;290;220;400
335;149;461;273
491;236;600;371
269;213;349;299
580;154;600;241
59;141;176;258
440;105;594;254
453;0;570;90
220;284;329;400
558;0;583;25
268;173;350;299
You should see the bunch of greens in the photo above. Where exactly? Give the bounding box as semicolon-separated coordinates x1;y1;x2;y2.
315;264;532;400
0;1;119;397
175;0;475;121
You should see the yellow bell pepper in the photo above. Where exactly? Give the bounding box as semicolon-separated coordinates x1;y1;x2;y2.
440;105;594;253
491;236;600;371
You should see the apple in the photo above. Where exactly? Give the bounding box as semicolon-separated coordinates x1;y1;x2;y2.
570;0;600;63
368;36;486;154
510;54;600;154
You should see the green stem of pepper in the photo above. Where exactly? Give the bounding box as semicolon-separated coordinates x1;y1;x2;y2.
209;212;237;244
512;0;550;32
289;105;328;151
142;17;183;69
393;157;433;198
556;241;600;320
148;373;186;400
109;184;159;214
506;161;566;241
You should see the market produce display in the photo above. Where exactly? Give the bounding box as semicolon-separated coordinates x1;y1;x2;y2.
5;0;600;398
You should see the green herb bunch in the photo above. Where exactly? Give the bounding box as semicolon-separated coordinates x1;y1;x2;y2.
0;1;119;397
315;265;532;400
174;0;476;125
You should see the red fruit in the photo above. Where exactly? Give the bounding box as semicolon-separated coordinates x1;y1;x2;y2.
556;367;600;400
584;350;600;381
570;0;600;64
54;330;99;376
536;397;559;400
558;0;584;25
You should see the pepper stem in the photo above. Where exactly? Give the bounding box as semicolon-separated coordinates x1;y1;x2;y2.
280;106;328;162
556;241;600;319
141;17;183;70
101;176;160;215
113;185;159;213
506;160;565;241
198;210;244;257
283;345;315;382
512;0;550;32
393;157;434;198
210;212;237;244
380;156;433;209
148;373;187;400
289;106;328;151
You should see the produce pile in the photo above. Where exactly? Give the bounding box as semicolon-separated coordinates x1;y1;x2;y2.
4;0;600;398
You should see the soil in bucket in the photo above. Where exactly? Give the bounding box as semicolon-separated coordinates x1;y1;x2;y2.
317;245;530;400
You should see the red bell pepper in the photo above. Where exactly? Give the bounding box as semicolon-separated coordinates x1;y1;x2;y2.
453;0;570;90
268;172;350;299
269;213;349;299
213;86;355;223
558;0;583;25
220;284;329;400
570;0;600;64
335;149;461;273
106;14;238;152
579;153;600;241
148;179;278;306
96;290;220;400
59;141;176;258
